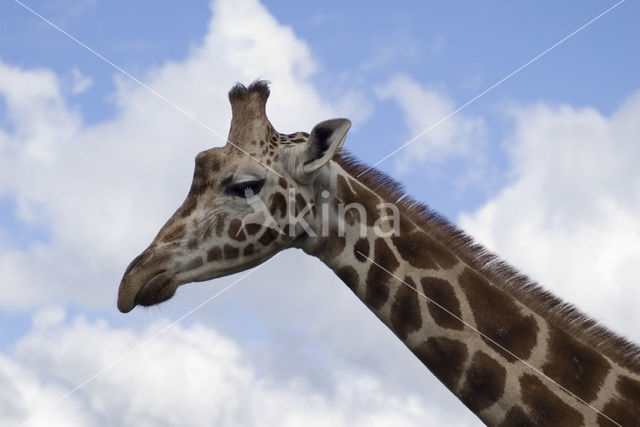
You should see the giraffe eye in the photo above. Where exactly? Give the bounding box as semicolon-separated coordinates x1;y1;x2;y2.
225;180;265;198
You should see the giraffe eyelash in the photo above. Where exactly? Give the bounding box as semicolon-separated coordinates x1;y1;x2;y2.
225;179;265;198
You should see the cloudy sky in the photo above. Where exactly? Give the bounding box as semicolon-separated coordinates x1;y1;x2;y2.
1;0;639;425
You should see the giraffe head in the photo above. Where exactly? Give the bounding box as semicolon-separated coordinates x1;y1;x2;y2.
117;81;351;312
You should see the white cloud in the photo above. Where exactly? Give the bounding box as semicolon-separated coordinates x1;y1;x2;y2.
459;93;640;343
0;1;478;424
375;73;486;177
70;68;92;95
1;307;467;427
0;0;368;310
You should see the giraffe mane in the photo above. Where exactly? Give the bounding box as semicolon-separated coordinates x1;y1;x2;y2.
335;150;640;372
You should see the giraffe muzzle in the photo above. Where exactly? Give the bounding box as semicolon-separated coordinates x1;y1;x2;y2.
117;251;178;313
133;271;179;308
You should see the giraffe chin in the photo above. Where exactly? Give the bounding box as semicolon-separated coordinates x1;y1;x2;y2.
132;272;179;310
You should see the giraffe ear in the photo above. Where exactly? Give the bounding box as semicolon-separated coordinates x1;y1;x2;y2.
301;118;351;174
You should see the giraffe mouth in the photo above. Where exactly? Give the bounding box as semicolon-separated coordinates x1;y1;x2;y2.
118;268;178;313
134;271;179;308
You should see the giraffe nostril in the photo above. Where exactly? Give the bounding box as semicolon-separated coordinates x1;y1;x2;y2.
123;253;145;276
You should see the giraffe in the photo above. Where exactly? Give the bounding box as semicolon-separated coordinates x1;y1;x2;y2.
117;80;640;426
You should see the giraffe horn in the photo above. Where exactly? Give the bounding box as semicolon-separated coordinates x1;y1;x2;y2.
225;80;272;149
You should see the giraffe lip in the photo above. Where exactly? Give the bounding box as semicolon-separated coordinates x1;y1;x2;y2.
132;271;178;309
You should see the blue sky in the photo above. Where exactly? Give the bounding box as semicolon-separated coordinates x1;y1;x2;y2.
1;1;639;425
2;1;638;216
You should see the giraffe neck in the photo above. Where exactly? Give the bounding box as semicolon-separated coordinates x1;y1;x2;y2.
295;158;640;426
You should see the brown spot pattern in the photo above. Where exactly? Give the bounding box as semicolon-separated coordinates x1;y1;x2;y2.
203;224;213;240
162;224;186;242
354;238;370;262
243;244;255;257
520;373;584;426
336;177;377;227
258;228;278;246
598;398;639;427
179;197;197;218
420;277;464;330
459;351;506;413
414;336;468;390
317;235;345;260
390;276;422;340
399;215;416;234
223;244;239;259
269;192;287;218
458;268;538;362
207;246;222;262
542;326;611;402
341;203;366;226
245;223;262;236
349;179;379;227
391;231;457;270
228;219;246;241
294;193;308;217
617;375;640;402
215;213;228;237
186;153;218;200
336;266;359;292
188;165;207;196
187;238;199;250
364;238;399;310
499;406;536;427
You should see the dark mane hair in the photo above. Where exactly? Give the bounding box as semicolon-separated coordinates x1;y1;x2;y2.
228;79;271;103
335;150;640;371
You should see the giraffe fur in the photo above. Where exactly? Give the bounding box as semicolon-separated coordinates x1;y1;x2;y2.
117;80;640;426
